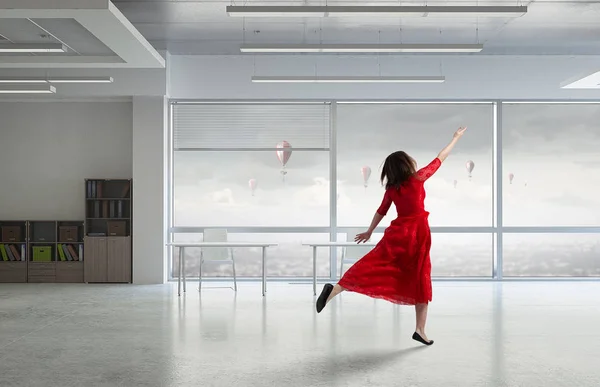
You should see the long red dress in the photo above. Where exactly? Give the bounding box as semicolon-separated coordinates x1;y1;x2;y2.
338;157;442;305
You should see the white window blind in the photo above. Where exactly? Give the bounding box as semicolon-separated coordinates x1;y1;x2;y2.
173;103;330;150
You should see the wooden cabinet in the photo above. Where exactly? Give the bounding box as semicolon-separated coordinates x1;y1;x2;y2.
107;237;131;283
56;262;84;283
84;236;131;283
0;262;27;283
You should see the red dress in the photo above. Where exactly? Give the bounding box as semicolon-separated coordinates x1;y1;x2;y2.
338;158;442;305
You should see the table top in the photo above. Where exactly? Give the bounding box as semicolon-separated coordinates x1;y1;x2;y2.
302;242;377;247
167;242;278;247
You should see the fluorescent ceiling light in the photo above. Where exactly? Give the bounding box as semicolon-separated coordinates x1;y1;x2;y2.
0;84;56;94
48;76;114;84
241;43;483;53
251;76;445;83
0;43;66;53
227;5;527;18
0;76;113;84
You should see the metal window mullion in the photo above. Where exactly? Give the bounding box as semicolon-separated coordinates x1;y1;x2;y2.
494;102;503;280
167;102;175;280
329;102;338;281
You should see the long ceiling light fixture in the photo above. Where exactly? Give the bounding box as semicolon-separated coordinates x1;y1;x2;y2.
0;84;56;94
0;43;67;53
251;76;445;83
241;43;483;53
0;76;114;84
227;5;527;18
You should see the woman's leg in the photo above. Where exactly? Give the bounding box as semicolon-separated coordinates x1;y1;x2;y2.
326;284;345;304
415;303;431;341
316;283;345;313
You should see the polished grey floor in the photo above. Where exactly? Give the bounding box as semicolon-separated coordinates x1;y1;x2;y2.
1;282;599;387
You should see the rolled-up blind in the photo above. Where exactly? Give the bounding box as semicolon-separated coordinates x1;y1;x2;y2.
173;103;330;150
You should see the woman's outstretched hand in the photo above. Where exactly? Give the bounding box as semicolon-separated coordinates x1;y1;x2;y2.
453;126;467;139
355;231;372;244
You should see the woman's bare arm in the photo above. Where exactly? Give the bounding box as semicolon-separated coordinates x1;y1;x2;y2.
437;127;467;162
355;212;384;243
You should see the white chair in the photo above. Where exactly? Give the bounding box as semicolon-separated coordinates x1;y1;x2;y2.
339;228;374;278
200;229;237;291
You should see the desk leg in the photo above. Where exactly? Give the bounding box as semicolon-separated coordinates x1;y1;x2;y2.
313;246;317;296
182;247;187;293
262;247;266;296
178;247;182;296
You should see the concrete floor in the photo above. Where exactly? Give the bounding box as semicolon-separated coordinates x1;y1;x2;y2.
1;282;599;387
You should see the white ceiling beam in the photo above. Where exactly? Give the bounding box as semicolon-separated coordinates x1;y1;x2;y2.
0;0;165;68
0;0;107;18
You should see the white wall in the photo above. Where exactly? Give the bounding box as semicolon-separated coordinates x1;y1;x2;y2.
132;96;167;284
0;101;133;219
169;54;600;100
0;68;166;99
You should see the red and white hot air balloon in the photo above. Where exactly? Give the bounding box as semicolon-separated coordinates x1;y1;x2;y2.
248;178;257;196
466;160;475;180
508;172;514;184
361;166;372;188
276;141;292;181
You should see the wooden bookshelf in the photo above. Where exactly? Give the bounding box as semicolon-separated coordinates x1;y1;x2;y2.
56;221;84;283
26;220;85;283
0;220;27;283
84;179;132;283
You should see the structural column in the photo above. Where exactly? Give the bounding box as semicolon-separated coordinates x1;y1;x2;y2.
132;96;168;284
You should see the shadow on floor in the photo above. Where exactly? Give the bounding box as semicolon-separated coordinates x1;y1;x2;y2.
249;346;428;387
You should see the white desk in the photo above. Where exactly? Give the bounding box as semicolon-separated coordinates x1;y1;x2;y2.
302;242;376;296
167;242;278;296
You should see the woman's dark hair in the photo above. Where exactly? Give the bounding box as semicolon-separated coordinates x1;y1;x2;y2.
380;151;417;190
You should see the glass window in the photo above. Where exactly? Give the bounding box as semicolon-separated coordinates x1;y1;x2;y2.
337;103;493;227
171;232;331;278
335;231;492;277
430;233;493;277
503;103;600;226
503;233;600;277
174;151;329;227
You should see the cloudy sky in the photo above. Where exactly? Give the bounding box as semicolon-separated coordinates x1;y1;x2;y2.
172;103;600;277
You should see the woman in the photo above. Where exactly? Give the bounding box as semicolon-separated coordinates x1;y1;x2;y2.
316;126;468;346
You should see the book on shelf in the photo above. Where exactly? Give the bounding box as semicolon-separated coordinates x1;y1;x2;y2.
58;244;83;261
62;244;72;261
58;244;66;261
9;245;20;261
0;244;26;261
5;245;15;261
67;245;79;261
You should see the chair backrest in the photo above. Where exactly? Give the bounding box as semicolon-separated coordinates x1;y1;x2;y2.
202;229;230;261
343;228;373;260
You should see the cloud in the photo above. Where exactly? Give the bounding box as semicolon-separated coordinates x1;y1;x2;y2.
211;188;236;205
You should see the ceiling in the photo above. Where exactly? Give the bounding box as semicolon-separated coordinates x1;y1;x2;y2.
0;0;165;68
111;0;600;55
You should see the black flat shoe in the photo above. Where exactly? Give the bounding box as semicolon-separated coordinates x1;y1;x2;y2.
412;332;434;346
316;284;334;313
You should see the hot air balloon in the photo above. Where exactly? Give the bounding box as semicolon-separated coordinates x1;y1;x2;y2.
466;160;475;180
453;179;458;189
276;141;292;181
508;173;514;184
248;178;257;196
361;166;372;188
